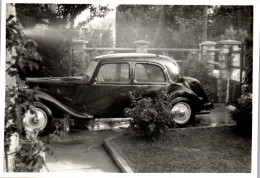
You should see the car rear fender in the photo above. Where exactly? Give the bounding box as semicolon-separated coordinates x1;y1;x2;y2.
30;89;93;119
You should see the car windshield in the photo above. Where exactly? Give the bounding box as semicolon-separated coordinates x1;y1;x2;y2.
83;61;98;81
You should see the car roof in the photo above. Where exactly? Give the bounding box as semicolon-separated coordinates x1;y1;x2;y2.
93;53;177;65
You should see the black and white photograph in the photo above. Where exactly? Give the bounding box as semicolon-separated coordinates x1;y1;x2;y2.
0;0;259;177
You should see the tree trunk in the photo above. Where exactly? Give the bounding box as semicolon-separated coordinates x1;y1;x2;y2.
68;26;73;76
152;6;166;47
202;5;208;42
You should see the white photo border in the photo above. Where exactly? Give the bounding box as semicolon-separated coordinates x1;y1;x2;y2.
1;0;259;178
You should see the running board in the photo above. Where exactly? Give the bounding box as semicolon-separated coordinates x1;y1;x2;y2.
196;111;210;115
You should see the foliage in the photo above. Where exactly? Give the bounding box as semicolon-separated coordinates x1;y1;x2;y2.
182;58;217;101
243;33;253;92
124;89;176;142
6;11;73;171
231;88;252;136
14;131;54;172
24;27;70;77
15;4;111;29
5;12;48;172
48;116;72;142
231;21;252;135
5;86;37;135
6;14;42;133
15;4;57;28
116;5;159;47
15;4;111;77
6;15;41;78
81;22;113;47
219;25;248;42
116;5;253;51
208;6;253;41
116;5;206;49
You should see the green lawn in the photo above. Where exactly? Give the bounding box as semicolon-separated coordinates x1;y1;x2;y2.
111;126;251;173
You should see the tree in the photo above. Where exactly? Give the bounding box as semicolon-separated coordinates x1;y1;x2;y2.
116;5;160;47
208;5;253;41
208;5;253;89
116;5;208;49
152;6;166;47
202;5;208;41
219;25;248;42
15;4;57;28
15;4;111;76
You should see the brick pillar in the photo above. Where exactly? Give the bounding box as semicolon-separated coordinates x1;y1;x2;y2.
134;40;150;53
216;40;242;104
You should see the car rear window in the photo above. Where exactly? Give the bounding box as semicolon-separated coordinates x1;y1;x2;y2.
135;63;166;83
96;63;130;83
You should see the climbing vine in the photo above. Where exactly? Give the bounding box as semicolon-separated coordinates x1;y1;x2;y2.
5;14;48;172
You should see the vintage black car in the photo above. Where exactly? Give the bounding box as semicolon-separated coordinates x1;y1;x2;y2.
24;53;213;133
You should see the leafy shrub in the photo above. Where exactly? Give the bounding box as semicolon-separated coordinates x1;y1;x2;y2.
5;14;48;172
5;13;69;172
182;58;218;102
231;31;252;136
14;131;53;172
124;89;176;142
231;85;252;136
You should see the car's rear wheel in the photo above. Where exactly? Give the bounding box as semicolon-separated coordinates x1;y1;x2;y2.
23;103;53;135
171;97;194;126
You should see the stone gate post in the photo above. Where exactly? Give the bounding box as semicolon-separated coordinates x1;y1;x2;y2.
216;40;242;104
71;40;88;60
71;40;89;75
199;41;217;72
134;40;150;53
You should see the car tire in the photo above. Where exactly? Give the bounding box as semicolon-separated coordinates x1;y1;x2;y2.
23;102;53;135
170;97;194;126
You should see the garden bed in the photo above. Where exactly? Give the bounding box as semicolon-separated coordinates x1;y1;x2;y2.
110;126;251;173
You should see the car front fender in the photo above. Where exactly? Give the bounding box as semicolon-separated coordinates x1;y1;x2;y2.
168;83;203;111
29;89;93;119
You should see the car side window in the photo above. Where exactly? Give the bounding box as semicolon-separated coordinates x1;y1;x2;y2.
96;63;130;82
135;63;166;83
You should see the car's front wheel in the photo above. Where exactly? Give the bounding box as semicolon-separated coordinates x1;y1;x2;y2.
23;103;53;135
171;97;194;126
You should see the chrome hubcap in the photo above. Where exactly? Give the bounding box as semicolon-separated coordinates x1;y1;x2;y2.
23;108;48;131
171;102;191;125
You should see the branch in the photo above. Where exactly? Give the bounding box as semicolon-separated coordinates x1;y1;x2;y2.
5;66;13;72
5;105;13;110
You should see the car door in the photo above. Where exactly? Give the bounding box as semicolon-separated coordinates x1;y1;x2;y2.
83;62;132;117
132;62;169;98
